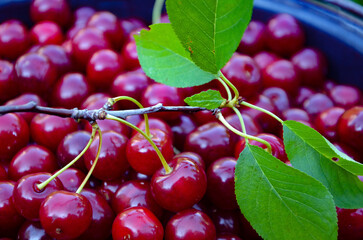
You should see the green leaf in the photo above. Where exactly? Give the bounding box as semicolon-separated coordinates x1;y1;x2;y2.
134;23;217;87
283;120;363;208
166;0;253;74
184;89;224;109
235;144;337;240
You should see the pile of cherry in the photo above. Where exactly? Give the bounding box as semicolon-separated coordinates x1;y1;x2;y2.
0;0;362;239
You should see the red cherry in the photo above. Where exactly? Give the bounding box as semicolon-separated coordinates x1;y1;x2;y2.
253;51;280;71
314;107;345;142
132;118;173;137
262;87;291;113
30;21;63;45
81;93;111;110
73;7;96;27
238;20;266;55
282;108;311;122
17;221;52;240
191;107;231;126
225;113;262;144
96;178;126;204
112;207;164;240
84;119;130;137
0;165;7;180
173;151;205;170
121;40;140;70
119;18;147;42
329;84;362;109
30;0;72;27
0;60;17;103
57;168;88;192
217;234;243;240
337;207;363;240
0;20;30;60
337;106;363;150
333;142;362;163
303;93;334;119
169;114;198;151
294;86;316;107
210;208;242;236
38;44;73;76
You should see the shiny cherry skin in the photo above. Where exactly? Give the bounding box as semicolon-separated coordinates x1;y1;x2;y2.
192;107;232;126
294;86;316;106
30;0;72;27
84;131;129;181
30;21;63;45
165;209;216;240
222;53;262;98
81;93;111;110
78;189;115;240
57;168;87;192
111;180;163;218
51;73;90;108
169;114;198;151
0;165;7;180
15;53;58;97
337;106;363;150
132;118;173;137
173;151;205;170
314;107;345;142
210;208;242;235
127;128;174;176
253;51;280;71
0;113;29;162
0;181;24;238
73;7;96;26
84;119;130;137
38;44;72;76
238;20;266;55
217;234;243;240
30;114;78;152
225;113;262;144
96;178;127;204
0;20;30;60
151;157;207;212
9;145;58;181
282;108;311;122
265;13;305;57
112;206;164;240
119;17;146;41
17;221;52;240
329;84;362;109
262;87;291;113
40;190;92;239
337;207;363;240
0;60;17;103
291;47;327;88
12;172;63;221
121;40;140;70
185;122;234;167
303;93;334;119
206;157;238;210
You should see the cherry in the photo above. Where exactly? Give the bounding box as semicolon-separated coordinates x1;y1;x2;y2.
0;20;30;60
119;18;146;42
333;142;362;163
238;20;266;55
239;214;262;240
84;119;130;137
132;117;173;137
17;221;52;240
303;93;334;119
0;165;7;180
294;86;316;107
81;93;111;110
9;145;58;181
173;151;205;170
96;178;127;204
210;208;242;235
265;13;305;57
0;181;24;238
38;44;73;76
39;190;92;239
30;113;78;152
30;21;63;45
126;128;174;176
291;47;327;88
169;114;198;150
337;106;363;150
0;60;17;103
253;51;280;71
78;189;115;240
151;157;207;212
329;84;362;109
57;168;88;192
282;108;311;122
30;0;72;27
323;79;337;92
225;113;262;144
262;87;291;113
0;113;29;162
206;157;238;210
192;107;231;126
217;234;243;240
165;209;216;240
121;40;140;70
73;7;96;27
111;180;163;218
314;107;345;142
12;172;63;221
128;168;152;182
337;207;363;240
84;131;129;181
221;53;262;98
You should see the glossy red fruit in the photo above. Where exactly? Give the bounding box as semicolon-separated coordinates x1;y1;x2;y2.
192;107;231;126
337;106;363;150
0;165;7;180
0;20;30;60
84;119;130;137
40;190;92;239
303;93;334;119
265;13;305;56
333;142;362;163
253;51;280;71
225;113;262;144
0;60;17;102
30;0;72;27
57;168;87;192
210;208;242;235
222;54;262;98
238;21;266;55
73;7;96;27
165;209;216;240
12;172;63;221
151;157;207;212
282;108;311;122
9;145;58;181
17;221;52;240
329;85;362;109
262;87;291;113
337;207;363;240
121;40;140;70
169;115;198;151
84;131;129;181
217;234;243;240
0;113;29;162
30;21;63;45
96;178;126;204
119;18;146;41
112;207;164;240
315;107;345;142
206;157;238;210
294;86;316;106
127;128;174;176
132;118;172;137
38;44;72;76
81;93;111;110
173;152;205;170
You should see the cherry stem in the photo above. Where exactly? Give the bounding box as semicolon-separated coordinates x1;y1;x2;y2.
216;110;272;153
219;71;239;104
217;77;232;101
241;101;283;123
109;96;151;137
36;125;97;191
232;107;249;144
106;114;172;174
152;0;165;24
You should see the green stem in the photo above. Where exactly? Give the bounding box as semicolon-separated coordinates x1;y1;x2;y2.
219;71;239;103
217;77;232;101
107;114;172;174
111;96;151;137
217;111;272;153
232;107;249;144
37;125;97;191
76;124;102;194
152;0;165;24
241;101;283;123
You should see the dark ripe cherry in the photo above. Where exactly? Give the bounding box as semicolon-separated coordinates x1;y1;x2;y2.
0;113;29;162
165;209;216;240
169;114;197;151
38;44;72;76
52;73;90;109
30;114;78;152
119;18;147;41
17;221;53;240
73;7;96;27
12;172;63;221
0;181;24;237
111;70;150;109
56;130;90;171
333;142;362;163
238;20;266;55
221;53;262;98
265;13;305;57
126;114;143;127
112;180;163;218
0;165;7;180
291;47;327;88
240;214;262;240
71;27;110;69
30;21;63;46
9;145;58;181
217;234;243;240
30;0;71;27
0;20;30;60
57;168;87;192
337;106;363;150
0;60;17;102
303;93;334;119
314;107;345;142
262;87;290;113
96;178;127;204
39;190;92;239
78;189;115;240
185;122;234;167
151;157;207;212
112;206;164;240
81;93;111;110
282;108;311;122
128;168;151;182
192;107;231;126
329;84;362;109
294;86;316;107
210;208;241;235
84;119;130;137
253;51;280;71
226;113;262;144
126;128;174;176
132;118;172;137
121;40;140;70
173;151;205;170
84;131;129;181
337;207;363;240
87;49;124;89
235;133;288;162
